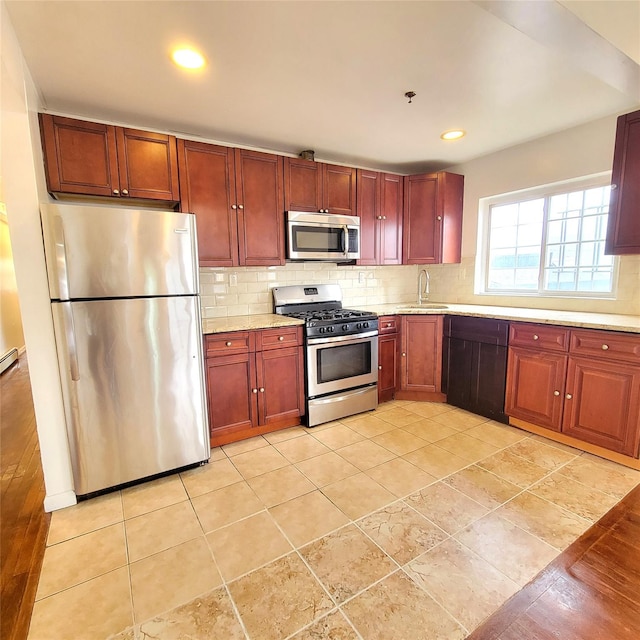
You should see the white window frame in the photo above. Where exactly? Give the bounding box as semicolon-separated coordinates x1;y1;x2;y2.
476;172;619;299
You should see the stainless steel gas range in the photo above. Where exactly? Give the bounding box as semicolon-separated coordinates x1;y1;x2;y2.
273;284;378;427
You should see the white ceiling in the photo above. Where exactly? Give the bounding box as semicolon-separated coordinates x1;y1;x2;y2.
5;0;640;173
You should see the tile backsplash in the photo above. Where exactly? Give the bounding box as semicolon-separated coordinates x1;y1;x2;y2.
199;264;420;318
200;254;640;318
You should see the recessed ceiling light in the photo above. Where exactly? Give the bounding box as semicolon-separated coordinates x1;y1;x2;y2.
171;48;205;70
441;129;466;141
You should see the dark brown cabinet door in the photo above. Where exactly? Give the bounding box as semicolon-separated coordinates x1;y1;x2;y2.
284;157;323;212
403;171;463;264
399;315;443;393
235;149;285;266
505;347;567;431
563;357;640;456
357;171;403;265
380;173;403;264
323;163;356;215
606;109;640;255
115;128;180;201
356;169;379;265
177;140;238;266
206;352;257;435
285;158;356;215
39;114;119;197
256;345;304;426
39;114;179;202
378;333;398;403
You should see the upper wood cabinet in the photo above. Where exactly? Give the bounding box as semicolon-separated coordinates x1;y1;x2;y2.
178;140;285;267
284;157;356;215
403;171;464;264
357;170;403;265
605;109;640;255
39;114;179;202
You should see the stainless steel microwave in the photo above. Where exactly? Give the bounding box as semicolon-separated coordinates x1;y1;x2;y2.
286;211;360;261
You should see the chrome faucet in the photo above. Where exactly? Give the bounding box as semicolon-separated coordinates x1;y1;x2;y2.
418;269;430;304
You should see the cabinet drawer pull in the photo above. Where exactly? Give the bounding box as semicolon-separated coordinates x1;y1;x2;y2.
121;189;129;195
386;323;392;328
553;390;560;396
566;393;573;400
278;336;284;341
601;344;609;350
259;387;265;393
533;334;539;340
225;341;232;347
252;388;258;394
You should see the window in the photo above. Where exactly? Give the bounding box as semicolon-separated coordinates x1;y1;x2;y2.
481;178;616;296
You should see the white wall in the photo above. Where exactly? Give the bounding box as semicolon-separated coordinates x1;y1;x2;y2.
430;114;640;315
1;3;76;511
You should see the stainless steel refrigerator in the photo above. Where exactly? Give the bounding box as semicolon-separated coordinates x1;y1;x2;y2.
41;203;210;496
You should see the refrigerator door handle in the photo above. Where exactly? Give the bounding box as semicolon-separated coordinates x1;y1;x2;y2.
53;215;70;300
61;302;80;381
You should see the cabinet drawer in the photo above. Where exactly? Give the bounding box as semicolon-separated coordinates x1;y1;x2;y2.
445;316;509;346
205;331;253;356
378;315;398;334
570;329;640;364
257;327;302;350
510;323;570;352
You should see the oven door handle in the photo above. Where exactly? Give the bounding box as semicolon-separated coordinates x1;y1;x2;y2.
307;330;378;345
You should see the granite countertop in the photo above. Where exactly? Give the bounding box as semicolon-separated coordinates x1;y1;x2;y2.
364;303;640;334
202;314;305;334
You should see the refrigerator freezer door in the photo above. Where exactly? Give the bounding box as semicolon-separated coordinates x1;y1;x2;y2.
41;203;199;300
52;296;210;495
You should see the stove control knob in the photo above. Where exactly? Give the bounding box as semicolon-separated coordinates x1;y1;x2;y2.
328;326;334;332
363;322;369;329
356;323;362;330
319;327;325;334
342;324;349;331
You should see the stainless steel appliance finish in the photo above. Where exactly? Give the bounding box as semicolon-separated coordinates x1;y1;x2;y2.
286;211;360;261
273;284;378;427
41;203;210;496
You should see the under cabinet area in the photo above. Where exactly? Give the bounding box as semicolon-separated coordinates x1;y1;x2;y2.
377;315;399;403
39;114;180;202
284;157;356;215
443;316;509;423
178;140;285;267
205;327;304;446
506;322;640;457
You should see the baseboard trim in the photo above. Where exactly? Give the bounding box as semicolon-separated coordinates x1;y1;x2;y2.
44;490;77;513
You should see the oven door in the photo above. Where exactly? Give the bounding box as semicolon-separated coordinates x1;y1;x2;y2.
306;331;378;398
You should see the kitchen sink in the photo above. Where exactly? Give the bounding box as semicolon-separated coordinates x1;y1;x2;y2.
396;303;449;310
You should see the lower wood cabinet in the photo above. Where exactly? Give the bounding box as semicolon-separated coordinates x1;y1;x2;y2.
506;323;640;457
377;315;399;403
396;315;445;401
205;327;304;446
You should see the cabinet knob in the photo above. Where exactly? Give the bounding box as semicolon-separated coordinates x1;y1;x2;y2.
611;184;617;190
378;365;382;370
225;341;232;347
252;388;258;394
436;215;442;221
259;387;265;393
553;390;560;396
601;344;609;350
238;204;244;209
121;189;129;195
402;352;406;357
533;334;539;340
278;336;284;341
231;204;237;210
377;216;383;220
113;189;120;195
386;323;392;328
566;393;573;400
382;215;386;220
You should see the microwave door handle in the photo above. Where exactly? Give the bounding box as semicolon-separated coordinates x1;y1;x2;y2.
342;225;349;258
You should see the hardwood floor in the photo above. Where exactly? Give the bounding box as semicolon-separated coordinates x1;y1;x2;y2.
467;481;640;640
1;356;50;640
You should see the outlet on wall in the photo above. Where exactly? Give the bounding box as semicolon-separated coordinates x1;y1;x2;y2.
358;272;366;284
229;273;238;286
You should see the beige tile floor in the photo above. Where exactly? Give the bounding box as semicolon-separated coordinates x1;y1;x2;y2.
28;401;640;640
